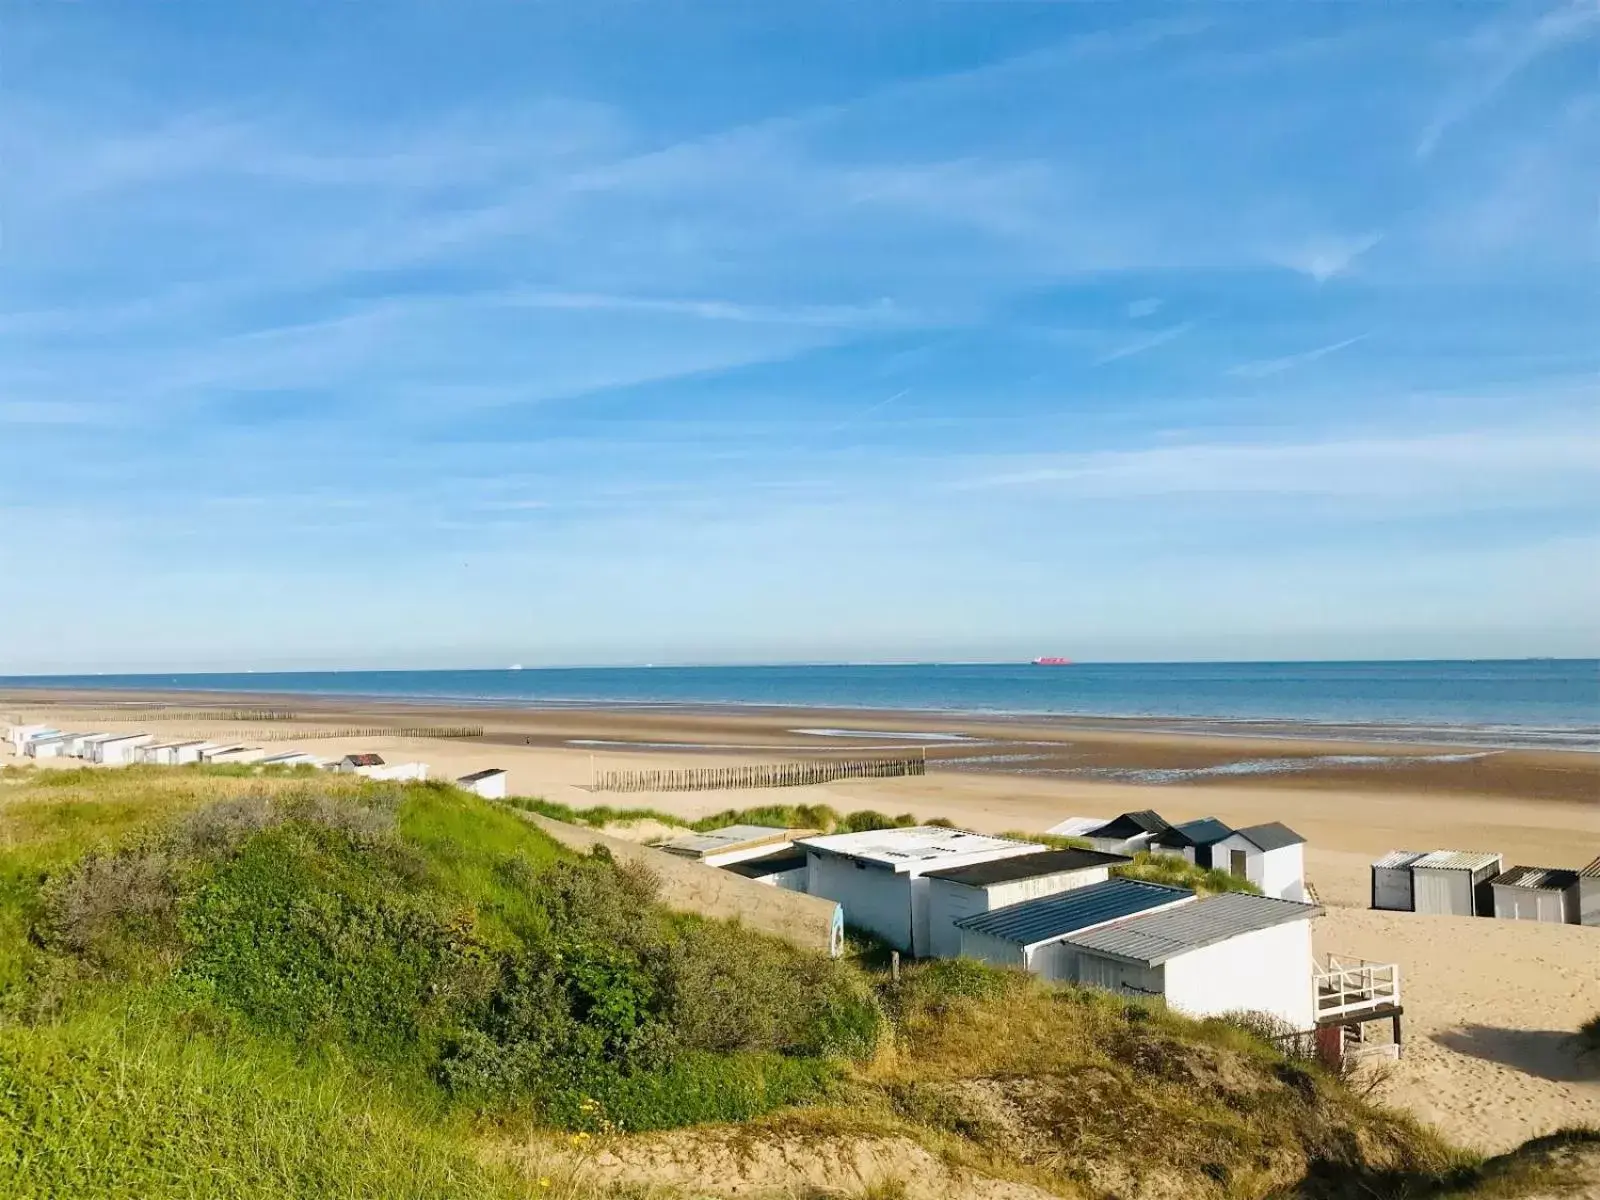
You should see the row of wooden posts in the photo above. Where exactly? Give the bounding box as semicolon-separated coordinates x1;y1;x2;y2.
592;754;927;793
150;725;486;743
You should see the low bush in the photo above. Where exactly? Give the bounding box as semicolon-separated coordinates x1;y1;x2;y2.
1113;851;1262;896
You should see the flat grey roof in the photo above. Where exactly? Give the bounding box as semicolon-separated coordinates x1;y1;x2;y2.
954;878;1191;946
457;768;508;783
1230;822;1306;852
923;847;1129;887
1064;892;1323;966
659;824;797;858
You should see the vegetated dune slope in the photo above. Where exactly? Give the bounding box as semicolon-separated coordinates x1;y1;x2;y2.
0;763;1595;1200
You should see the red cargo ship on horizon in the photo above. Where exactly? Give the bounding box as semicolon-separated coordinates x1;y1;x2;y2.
1032;656;1074;666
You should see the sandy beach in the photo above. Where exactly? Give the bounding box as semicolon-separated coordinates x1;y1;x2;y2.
3;686;1597;1151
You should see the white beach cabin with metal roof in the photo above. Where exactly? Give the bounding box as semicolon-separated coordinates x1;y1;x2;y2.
923;847;1131;959
955;877;1194;976
1211;822;1307;901
91;734;154;765
6;725;57;754
1490;866;1582;924
1063;892;1325;1030
1080;811;1171;856
1409;850;1502;916
659;824;806;868
722;849;810;892
798;827;1043;955
456;768;509;800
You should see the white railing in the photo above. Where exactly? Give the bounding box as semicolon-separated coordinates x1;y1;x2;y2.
1314;954;1400;1020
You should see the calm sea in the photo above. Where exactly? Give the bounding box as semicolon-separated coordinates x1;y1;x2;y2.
2;661;1596;749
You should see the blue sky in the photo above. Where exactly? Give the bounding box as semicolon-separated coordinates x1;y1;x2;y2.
2;1;1597;672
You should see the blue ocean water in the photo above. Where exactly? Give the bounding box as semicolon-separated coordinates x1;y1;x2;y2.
2;661;1596;747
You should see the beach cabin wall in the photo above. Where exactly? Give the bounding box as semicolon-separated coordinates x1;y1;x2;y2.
807;854;914;949
925;864;1114;960
1212;827;1307;903
96;735;154;766
1582;860;1600;927
1411;854;1501;917
1490;869;1581;924
1371;852;1424;911
456;769;508;800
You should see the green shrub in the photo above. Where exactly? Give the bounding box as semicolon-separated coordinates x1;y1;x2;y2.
1113;851;1262;896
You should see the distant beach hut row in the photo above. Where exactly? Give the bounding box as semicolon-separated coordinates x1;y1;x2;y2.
1370;848;1598;926
1049;810;1309;902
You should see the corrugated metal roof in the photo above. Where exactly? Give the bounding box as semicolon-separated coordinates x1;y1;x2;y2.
954;878;1191;945
924;847;1129;887
1491;865;1580;891
1372;850;1426;870
799;827;1040;869
1065;892;1324;966
1579;855;1600;879
1153;818;1233;848
659;824;796;858
1411;850;1502;872
1231;821;1306;852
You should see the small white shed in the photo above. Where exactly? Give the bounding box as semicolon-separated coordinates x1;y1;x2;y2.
1581;857;1600;928
258;751;326;768
204;746;266;764
1211;822;1307;902
1371;851;1426;911
335;753;386;774
1081;811;1172;856
94;734;154;765
658;824;805;868
457;768;509;800
366;762;428;782
799;827;1044;955
954;877;1195;975
1490;866;1581;924
1063;892;1324;1031
6;725;55;754
723;849;810;892
1409;850;1502;917
923;847;1132;959
1046;816;1109;839
23;735;69;759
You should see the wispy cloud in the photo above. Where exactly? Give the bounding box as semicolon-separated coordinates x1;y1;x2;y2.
1417;0;1600;158
1271;233;1383;283
1093;321;1197;365
1226;334;1369;379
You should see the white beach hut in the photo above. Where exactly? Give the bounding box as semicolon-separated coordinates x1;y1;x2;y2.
456;768;509;800
24;735;70;759
1409;850;1502;917
335;753;386;775
366;761;428;782
923;847;1131;959
6;725;55;754
1370;851;1426;911
1061;892;1325;1031
258;751;326;768
169;741;211;765
658;824;806;868
1080;811;1171;856
1489;867;1581;924
798;827;1044;955
1046;816;1109;839
1581;857;1600;928
204;746;267;764
93;734;154;765
1210;822;1307;902
954;877;1194;976
722;849;810;892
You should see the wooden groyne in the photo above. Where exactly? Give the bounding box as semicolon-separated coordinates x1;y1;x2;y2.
592;754;926;794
